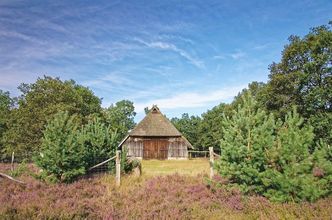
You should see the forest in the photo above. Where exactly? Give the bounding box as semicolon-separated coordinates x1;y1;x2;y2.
0;22;331;218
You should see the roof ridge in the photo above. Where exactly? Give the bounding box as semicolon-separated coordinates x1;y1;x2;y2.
129;106;182;137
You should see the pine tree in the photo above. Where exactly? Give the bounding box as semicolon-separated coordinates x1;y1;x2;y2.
34;111;86;183
216;92;275;193
216;93;331;202
261;109;319;202
79;116;118;168
311;140;332;199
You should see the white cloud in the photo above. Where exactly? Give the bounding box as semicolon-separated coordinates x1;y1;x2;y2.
82;72;133;88
135;38;204;68
213;55;226;60
230;51;246;60
134;85;246;112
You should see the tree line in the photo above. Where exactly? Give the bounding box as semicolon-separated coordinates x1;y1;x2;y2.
0;77;136;161
171;22;332;151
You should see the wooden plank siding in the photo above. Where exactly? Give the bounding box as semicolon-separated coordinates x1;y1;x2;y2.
123;136;188;160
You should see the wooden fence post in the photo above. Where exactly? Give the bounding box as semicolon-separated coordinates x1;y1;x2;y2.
116;150;121;187
209;147;214;178
11;152;15;172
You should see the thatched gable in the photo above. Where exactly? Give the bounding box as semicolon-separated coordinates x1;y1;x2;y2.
129;105;181;137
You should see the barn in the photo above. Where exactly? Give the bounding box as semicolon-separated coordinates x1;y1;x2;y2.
119;105;193;159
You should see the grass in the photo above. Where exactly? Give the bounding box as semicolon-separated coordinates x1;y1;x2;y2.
141;158;210;176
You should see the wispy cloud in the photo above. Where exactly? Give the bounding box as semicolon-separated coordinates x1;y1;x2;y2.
213;55;226;60
135;38;204;68
230;51;246;60
134;85;246;112
213;51;246;61
82;72;134;89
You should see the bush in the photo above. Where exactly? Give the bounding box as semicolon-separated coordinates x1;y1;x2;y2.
260;110;324;202
216;93;332;202
34;111;131;183
34;111;86;183
121;148;141;174
79;117;118;169
9;159;30;177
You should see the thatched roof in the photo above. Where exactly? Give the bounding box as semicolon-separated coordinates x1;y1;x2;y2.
129;105;182;137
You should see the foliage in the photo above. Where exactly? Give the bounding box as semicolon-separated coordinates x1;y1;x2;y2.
212;22;332;202
9;159;30;177
121;148;141;174
308;112;332;147
216;93;332;202
260;110;321;202
2;76;102;159
144;106;150;115
34;111;121;182
171;113;202;149
34;111;86;183
79;116;118;168
312;140;332;195
216;93;275;194
265;22;332;143
198;103;232;151
0;90;13;159
103;100;136;143
232;81;268;110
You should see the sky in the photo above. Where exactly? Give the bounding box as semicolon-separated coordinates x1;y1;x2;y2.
0;0;331;121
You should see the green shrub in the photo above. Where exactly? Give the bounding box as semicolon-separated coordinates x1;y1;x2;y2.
34;111;86;183
34;111;127;183
312;140;332;196
216;93;332;202
216;92;275;194
9;159;30;177
79;117;118;168
260;110;323;202
121;148;141;174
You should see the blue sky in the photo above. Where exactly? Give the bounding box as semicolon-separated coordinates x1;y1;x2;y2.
0;0;331;121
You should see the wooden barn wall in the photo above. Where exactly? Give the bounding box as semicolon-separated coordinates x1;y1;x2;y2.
123;137;144;158
122;136;188;159
167;137;188;158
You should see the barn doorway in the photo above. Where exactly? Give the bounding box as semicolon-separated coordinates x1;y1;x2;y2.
143;139;168;159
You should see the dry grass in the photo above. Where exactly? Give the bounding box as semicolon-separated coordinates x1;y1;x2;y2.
141;158;209;176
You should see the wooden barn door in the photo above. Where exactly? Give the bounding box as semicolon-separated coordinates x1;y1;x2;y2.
143;139;168;159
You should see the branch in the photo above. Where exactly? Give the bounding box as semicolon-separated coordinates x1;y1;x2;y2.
0;172;25;184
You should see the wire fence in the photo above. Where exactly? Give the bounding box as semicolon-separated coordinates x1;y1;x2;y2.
0;152;116;179
188;148;221;159
0;152;34;164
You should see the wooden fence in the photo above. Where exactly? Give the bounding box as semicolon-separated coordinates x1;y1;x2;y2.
5;148;219;186
88;150;121;187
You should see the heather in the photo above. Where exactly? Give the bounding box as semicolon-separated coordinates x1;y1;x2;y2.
1;163;331;219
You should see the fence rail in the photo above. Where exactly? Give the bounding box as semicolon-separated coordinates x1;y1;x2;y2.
88;151;121;186
88;155;116;171
188;150;209;159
